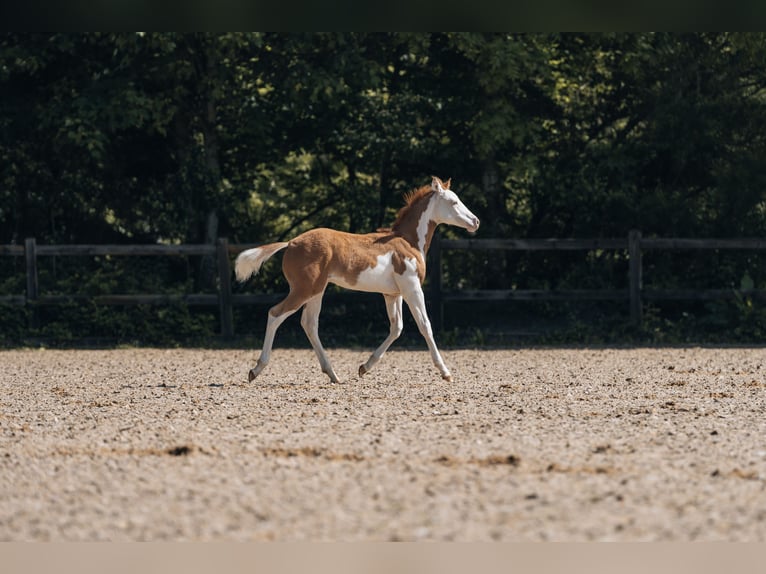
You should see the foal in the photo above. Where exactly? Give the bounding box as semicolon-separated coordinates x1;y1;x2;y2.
235;176;480;383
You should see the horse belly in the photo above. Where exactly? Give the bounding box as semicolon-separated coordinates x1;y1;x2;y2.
329;252;399;294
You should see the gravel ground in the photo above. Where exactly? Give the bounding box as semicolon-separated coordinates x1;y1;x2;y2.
1;346;765;541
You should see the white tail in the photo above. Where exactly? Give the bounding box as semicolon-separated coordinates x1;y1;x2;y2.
234;242;289;282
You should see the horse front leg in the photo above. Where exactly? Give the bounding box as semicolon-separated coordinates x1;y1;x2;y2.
359;294;403;377
396;275;452;382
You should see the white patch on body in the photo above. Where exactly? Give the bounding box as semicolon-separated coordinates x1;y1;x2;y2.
329;252;400;294
403;256;420;273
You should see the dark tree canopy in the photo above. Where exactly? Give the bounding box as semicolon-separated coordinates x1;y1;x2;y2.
2;33;766;343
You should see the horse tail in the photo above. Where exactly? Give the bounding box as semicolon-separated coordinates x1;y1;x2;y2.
234;242;289;282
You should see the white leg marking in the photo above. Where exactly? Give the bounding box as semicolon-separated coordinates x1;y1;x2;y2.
301;294;340;383
359;294;403;376
250;307;297;381
395;272;452;382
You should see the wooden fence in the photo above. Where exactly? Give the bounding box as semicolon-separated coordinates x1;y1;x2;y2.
428;231;766;331
2;232;765;337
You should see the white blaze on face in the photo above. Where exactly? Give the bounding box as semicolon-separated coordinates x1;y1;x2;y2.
434;187;480;232
413;182;480;257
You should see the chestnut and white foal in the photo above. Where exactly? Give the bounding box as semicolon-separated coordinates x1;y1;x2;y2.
235;176;480;384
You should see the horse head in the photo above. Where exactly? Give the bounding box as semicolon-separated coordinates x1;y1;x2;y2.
430;176;480;233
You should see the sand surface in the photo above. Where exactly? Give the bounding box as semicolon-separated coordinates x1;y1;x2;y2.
1;346;765;541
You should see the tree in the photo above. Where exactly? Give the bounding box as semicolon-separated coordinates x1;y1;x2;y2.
3;33;766;342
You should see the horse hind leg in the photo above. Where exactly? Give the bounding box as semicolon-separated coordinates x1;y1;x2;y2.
359;294;403;377
300;293;340;383
249;291;305;381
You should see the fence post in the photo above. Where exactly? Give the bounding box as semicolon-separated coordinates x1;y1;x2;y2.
217;237;234;338
25;237;39;329
628;229;643;325
428;232;444;333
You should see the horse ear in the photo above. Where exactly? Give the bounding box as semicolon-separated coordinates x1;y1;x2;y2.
431;176;441;191
444;178;452;189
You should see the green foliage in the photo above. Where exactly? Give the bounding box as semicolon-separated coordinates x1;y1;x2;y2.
2;33;766;344
0;306;27;345
4;255;217;345
30;302;215;346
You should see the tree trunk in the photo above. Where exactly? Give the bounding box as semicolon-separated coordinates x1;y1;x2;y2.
482;160;503;234
482;160;506;289
197;41;223;291
377;150;392;229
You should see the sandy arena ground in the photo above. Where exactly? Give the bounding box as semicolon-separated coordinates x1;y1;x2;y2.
1;346;765;541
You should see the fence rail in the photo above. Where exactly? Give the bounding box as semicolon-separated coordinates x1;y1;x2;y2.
426;230;766;331
2;232;765;337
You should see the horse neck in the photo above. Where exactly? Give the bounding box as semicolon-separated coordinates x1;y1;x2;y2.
391;195;438;258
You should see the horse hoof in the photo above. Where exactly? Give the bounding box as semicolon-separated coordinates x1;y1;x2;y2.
321;368;341;384
248;369;257;382
358;364;368;377
442;374;453;383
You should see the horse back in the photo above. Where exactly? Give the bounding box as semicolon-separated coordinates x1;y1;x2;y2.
284;228;424;291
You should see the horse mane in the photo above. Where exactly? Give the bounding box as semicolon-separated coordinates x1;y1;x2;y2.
390;185;435;232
